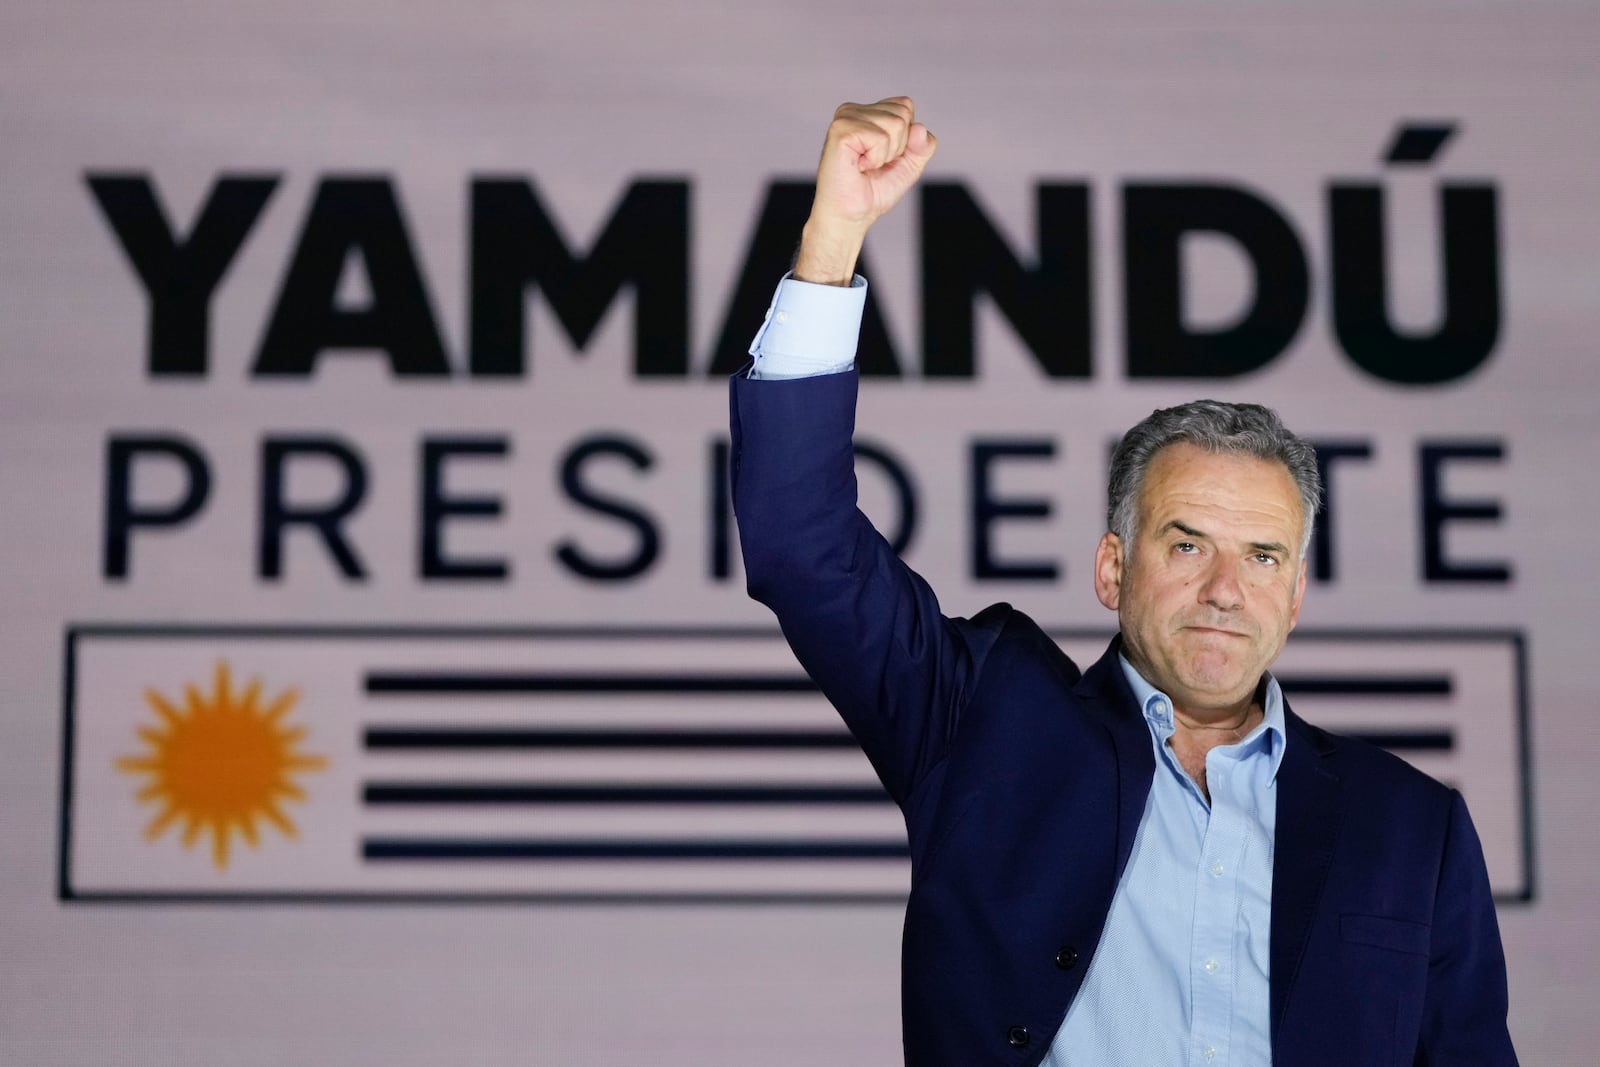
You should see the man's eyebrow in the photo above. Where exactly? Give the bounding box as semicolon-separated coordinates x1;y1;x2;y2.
1161;520;1207;540
1162;521;1290;557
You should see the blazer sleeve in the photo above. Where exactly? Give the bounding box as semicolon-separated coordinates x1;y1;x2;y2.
729;370;1003;806
1415;790;1518;1065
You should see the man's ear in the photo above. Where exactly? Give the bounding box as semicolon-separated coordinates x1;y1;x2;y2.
1094;532;1124;612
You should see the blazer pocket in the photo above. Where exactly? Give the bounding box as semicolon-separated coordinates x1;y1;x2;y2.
1340;913;1431;956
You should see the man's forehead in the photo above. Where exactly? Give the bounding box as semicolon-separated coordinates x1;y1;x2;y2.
1139;443;1304;527
1144;440;1294;482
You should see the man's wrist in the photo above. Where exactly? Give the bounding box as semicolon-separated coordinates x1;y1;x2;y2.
793;218;869;286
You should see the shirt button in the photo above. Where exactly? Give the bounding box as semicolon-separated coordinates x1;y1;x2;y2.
1210;861;1224;877
774;310;789;324
1204;958;1220;974
1006;1026;1030;1048
1055;945;1079;970
1203;1045;1217;1061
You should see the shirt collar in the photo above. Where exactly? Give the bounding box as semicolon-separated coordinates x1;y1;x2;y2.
1118;653;1288;781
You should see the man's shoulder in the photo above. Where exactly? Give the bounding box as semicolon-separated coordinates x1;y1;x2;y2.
1287;709;1455;809
957;603;1089;689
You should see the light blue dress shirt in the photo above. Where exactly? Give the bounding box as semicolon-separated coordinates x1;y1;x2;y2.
751;274;1289;1064
1045;660;1284;1067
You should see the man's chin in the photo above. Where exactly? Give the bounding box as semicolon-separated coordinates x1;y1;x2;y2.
1175;660;1256;703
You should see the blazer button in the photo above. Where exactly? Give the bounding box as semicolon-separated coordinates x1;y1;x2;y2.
1055;945;1079;970
1006;1025;1030;1048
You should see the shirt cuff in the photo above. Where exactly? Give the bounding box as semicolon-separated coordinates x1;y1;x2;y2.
746;272;866;380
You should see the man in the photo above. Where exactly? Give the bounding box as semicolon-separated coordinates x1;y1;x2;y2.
730;98;1517;1066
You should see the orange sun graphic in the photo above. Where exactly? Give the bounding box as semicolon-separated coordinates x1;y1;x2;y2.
116;661;328;870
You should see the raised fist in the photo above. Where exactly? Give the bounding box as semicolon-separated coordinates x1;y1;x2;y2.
795;96;937;285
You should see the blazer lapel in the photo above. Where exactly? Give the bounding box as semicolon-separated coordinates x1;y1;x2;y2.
1269;706;1343;1045
1073;639;1156;877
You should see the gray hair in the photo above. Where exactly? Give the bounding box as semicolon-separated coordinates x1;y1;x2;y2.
1107;399;1322;558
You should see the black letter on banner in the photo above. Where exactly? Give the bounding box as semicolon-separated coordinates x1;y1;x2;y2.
971;440;1058;581
420;437;509;580
1329;183;1500;384
922;183;1091;378
259;437;369;580
555;436;660;581
254;179;449;377
708;182;900;376
1308;440;1373;583
104;435;211;578
1123;184;1309;378
855;441;918;556
1419;441;1511;583
470;181;688;377
86;174;278;377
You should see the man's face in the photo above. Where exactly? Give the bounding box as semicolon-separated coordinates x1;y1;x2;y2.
1094;442;1308;715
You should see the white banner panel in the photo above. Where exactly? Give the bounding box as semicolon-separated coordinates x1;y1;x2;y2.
62;626;1529;901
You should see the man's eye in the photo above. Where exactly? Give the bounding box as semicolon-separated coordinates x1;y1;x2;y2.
1254;552;1278;566
1174;542;1197;553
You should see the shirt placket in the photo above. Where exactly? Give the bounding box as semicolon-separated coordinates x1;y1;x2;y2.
1189;748;1244;1066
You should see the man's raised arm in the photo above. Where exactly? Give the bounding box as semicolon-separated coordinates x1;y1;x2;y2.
731;98;1002;806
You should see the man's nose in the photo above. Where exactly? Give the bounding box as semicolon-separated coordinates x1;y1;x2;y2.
1198;557;1244;612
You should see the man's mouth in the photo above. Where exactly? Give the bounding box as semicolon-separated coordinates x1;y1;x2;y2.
1183;625;1249;638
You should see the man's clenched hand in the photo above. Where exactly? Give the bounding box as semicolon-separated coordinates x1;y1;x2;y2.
794;97;936;286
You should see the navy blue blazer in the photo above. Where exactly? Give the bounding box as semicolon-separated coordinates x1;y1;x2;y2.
731;370;1516;1067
